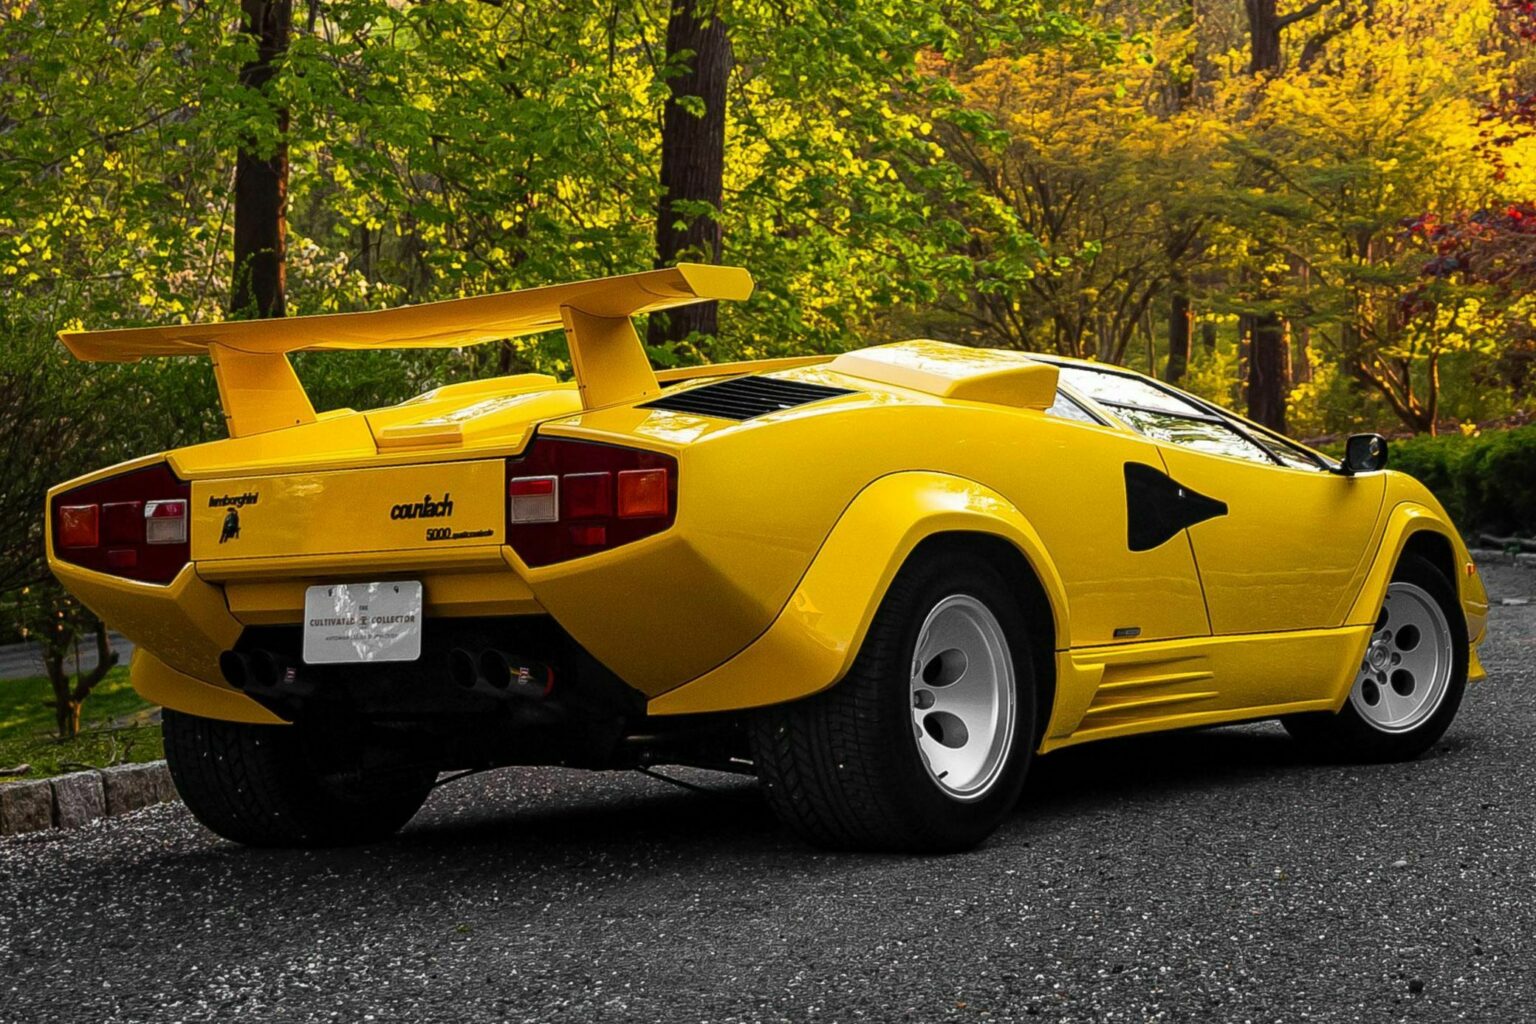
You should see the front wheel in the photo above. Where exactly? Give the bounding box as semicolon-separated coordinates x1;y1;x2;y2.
1284;552;1467;762
751;548;1036;853
163;710;437;847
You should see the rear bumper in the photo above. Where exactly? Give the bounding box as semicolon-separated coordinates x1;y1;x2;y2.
50;532;787;723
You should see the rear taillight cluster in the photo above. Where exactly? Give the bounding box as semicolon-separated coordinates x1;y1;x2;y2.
51;463;191;584
506;437;677;567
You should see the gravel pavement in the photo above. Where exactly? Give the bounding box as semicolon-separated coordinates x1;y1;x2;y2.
1;564;1532;1024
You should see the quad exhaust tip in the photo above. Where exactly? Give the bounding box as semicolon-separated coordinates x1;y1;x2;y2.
449;647;554;701
219;649;299;692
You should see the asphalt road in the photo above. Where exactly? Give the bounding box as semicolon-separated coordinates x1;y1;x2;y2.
0;634;133;682
1;565;1533;1024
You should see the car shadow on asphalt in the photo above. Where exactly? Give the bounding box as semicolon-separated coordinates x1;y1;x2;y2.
381;722;1325;859
162;722;1417;868
1022;721;1312;811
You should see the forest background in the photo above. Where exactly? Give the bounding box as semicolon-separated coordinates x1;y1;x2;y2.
5;0;1536;676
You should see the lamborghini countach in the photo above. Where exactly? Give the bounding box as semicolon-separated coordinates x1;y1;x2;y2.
47;265;1488;851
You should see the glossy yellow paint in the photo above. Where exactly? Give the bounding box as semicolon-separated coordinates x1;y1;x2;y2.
1342;489;1488;645
49;276;1487;745
1040;625;1371;752
1156;447;1386;633
46;558;279;723
208;345;317;437
223;569;541;626
133;649;286;725
648;471;1071;715
367;376;576;449
829;342;1060;410
546;358;1212;698
188;460;506;562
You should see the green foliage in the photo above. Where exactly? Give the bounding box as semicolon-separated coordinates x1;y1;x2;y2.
0;0;1090;597
0;668;163;782
1388;426;1536;535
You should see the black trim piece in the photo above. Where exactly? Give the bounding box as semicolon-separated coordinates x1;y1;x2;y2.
639;375;854;421
1124;462;1229;552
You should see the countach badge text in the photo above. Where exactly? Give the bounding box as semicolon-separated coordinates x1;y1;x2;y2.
390;492;454;521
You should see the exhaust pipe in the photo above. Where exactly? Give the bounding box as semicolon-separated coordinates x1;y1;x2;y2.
246;649;298;689
478;650;555;701
448;647;480;689
218;649;301;692
219;650;251;689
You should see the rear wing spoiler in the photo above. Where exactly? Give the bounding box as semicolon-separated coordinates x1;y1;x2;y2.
58;264;754;437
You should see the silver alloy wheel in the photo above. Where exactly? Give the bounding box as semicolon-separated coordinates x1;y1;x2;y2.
1349;581;1454;734
909;594;1018;801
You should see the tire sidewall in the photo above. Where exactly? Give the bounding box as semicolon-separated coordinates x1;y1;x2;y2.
875;552;1036;847
1335;553;1468;758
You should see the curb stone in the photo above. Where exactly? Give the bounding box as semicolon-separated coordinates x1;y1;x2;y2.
51;771;105;829
0;761;177;837
0;780;53;834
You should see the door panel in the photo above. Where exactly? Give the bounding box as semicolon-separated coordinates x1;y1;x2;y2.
1156;448;1385;634
990;420;1211;646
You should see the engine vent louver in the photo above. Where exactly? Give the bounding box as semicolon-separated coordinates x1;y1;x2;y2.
640;376;854;421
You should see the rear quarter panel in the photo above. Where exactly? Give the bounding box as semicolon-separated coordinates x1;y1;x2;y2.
539;382;1209;695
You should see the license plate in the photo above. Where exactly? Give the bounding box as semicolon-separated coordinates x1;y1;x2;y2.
303;581;423;664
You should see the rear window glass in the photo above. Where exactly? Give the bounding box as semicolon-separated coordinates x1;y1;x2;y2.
1054;366;1206;417
1045;391;1097;423
1111;407;1274;464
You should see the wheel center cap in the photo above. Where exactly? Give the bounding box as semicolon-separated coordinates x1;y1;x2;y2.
1367;642;1391;671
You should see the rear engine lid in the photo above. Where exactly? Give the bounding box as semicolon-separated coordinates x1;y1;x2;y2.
365;374;581;450
189;460;506;562
829;340;1059;410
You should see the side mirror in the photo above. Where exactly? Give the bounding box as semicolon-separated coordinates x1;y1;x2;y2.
1340;433;1388;475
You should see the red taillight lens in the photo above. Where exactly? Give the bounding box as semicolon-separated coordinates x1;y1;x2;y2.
506;438;677;567
102;501;143;544
563;472;613;519
50;463;190;584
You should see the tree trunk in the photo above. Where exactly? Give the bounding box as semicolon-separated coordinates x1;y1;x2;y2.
1166;290;1192;383
1248;313;1288;431
1244;0;1282;73
47;664;78;741
1241;0;1292;430
231;0;292;318
648;0;730;348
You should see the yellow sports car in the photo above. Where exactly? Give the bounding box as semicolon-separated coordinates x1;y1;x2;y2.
48;265;1489;852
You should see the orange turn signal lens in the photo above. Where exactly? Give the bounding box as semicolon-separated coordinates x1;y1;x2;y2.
616;469;668;519
57;505;99;549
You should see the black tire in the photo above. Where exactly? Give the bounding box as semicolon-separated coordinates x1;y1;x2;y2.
1283;552;1468;762
163;710;437;847
750;547;1037;853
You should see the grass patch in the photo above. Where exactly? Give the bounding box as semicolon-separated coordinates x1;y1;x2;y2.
0;666;163;783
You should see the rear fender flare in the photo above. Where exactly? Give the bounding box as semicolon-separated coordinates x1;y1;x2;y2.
647;471;1069;716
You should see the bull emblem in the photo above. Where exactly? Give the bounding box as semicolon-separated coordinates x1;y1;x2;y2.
219;507;241;544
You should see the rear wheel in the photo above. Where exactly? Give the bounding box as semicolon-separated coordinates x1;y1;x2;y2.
751;548;1036;853
163;710;436;847
1284;553;1467;762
